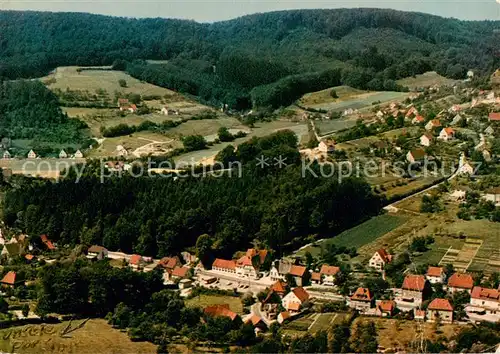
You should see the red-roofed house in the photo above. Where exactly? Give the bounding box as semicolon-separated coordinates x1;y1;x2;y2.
288;265;307;286
438;127;455;141
236;249;269;279
405;106;418;118
277;311;292;324
246;315;267;332
171;266;190;280
212;258;236;274
204;304;240;322
158;256;182;273
0;271;22;288
311;272;321;285
282;287;309;313
447;273;474;294
406;148;427;163
414;309;426;321
270;280;288;297
86;245;108;260
319;264;340;286
489;112;500;122
350;287;374;312
129;254;144;271
369;249;392;271
40;234;56;250
401;275;428;305
420;132;434;147
426;266;445;284
427;298;453;323
470;286;500;314
425;119;442;131
376;300;396;317
412;115;425;125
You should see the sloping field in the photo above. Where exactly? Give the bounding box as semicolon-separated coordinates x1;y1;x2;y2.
299;86;366;107
306;91;409;112
397;71;458;90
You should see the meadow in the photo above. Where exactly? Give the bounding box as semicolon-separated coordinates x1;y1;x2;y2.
185;295;243;314
396;71;458;90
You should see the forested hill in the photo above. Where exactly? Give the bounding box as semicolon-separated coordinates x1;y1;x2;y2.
1;9;498;108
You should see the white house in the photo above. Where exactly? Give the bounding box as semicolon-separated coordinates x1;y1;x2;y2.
484;126;495;136
427;298;453;323
27;150;37;159
161;106;170;115
270;260;292;281
116;145;128;157
376;110;385;118
212;258;236;274
467;70;474;79
406;148;426;164
282;287;309;313
425;119;441;131
426;266;446;284
74;150;84;159
2;151;11;159
483;150;492;162
59;150;68;159
481;189;500;206
458;162;475;175
319;264;340;286
86;245;108;260
420;133;433;147
368;249;392;271
318;140;335;153
470;286;500;315
438;127;455;141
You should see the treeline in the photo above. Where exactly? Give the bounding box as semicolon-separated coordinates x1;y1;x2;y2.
0;80;88;143
3;131;383;259
0;9;497;109
101;120;180;138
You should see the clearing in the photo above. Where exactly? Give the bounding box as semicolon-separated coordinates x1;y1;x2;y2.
298;86;366;107
0;319;156;353
397;71;458;90
185;294;243;314
295;214;408;258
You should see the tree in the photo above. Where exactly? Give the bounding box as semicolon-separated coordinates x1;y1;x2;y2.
118;79;127;88
217;127;235;142
196;234;213;268
182;135;207;152
22;304;30;318
350;321;378;353
330;89;339;98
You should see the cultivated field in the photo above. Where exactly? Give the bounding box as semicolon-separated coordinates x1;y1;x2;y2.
397;71;458;90
303;91;409;112
0;319;156;353
295;214;408;258
185;295;243;314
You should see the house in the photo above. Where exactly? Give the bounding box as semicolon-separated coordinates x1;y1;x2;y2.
420;133;434;147
484;126;495;136
171;266;190;280
467;70;474;79
488;112;500;122
470;286;500;314
406;148;426;164
282;287;309;313
482;188;500;206
236;248;269;279
401;275;427;306
425;119;442;131
158;256;182;273
25;254;36;263
212;258;236;274
426;266;446;284
414;309;426;321
204;304;240;322
59;150;68;159
120;104;138;113
40;234;56;250
161;106;170;115
27;150;37;159
246;315;267;332
349;287;373;312
368;249;392;271
0;271;22;288
412;115;425;125
438;127;455;141
270;280;288;298
277;311;292;324
319;265;340;286
0;242;23;258
458;161;475;175
179;279;193;289
311;272;321;285
447;273;474;293
129;254;144;271
376;300;396;317
270;260;292;281
74;150;84;159
483;150;492;162
86;245;108;260
451;114;463;126
318;140;335;153
448;105;461;114
289;265;307;286
405;106;418;118
2;151;11;159
376;110;385;118
427;298;453;323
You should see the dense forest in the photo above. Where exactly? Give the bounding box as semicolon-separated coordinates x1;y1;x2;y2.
1;9;498;109
0;80;88;143
2;131;383;259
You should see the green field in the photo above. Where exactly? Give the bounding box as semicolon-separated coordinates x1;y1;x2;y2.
307;91;409;112
316;119;357;135
185;294;243;314
397;71;458;90
299;86;366;107
296;214;408;257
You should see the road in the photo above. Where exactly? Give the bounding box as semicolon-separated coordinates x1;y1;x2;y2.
250;302;274;326
197;269;273;292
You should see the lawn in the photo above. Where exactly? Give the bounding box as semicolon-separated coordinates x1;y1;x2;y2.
309;313;340;332
0;319;156;353
185;295;243;314
397;71;458;90
296;214;408;257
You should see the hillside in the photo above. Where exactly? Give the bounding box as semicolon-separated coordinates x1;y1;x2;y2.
0;9;498;109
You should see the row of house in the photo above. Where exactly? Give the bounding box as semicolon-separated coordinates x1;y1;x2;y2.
3;149;84;160
212;248;269;280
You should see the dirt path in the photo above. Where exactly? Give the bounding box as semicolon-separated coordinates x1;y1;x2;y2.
132;137;174;157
